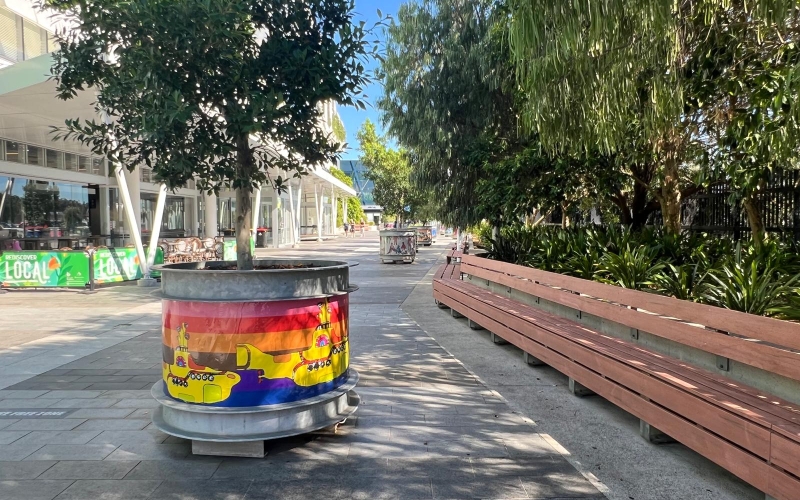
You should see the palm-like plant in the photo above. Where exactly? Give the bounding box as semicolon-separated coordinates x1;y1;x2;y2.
597;244;665;290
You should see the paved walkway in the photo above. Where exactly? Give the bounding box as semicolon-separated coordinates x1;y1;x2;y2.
0;234;756;499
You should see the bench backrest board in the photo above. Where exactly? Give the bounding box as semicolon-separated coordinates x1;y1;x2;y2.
461;254;800;382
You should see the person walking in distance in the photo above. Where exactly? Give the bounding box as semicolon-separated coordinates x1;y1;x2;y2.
359;219;365;237
343;221;349;238
350;222;355;238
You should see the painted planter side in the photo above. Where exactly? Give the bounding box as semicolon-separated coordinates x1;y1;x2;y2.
151;259;359;449
380;230;416;263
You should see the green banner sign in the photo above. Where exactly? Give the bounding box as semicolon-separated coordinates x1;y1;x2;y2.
0;247;164;288
222;238;255;261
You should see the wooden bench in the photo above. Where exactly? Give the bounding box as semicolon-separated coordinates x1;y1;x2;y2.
433;254;800;500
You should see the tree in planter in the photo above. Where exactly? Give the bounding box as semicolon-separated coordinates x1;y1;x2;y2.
46;0;377;269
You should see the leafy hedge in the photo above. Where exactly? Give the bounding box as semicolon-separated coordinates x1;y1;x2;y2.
485;225;800;320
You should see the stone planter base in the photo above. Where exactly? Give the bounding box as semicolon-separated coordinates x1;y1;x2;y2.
151;369;359;456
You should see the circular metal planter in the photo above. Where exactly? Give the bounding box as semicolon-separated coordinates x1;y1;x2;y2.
379;229;417;264
150;259;359;456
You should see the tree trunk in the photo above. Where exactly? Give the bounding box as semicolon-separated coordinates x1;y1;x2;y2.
743;195;765;251
560;202;571;228
235;135;255;270
660;156;681;234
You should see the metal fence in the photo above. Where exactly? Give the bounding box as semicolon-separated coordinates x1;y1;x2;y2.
680;170;800;241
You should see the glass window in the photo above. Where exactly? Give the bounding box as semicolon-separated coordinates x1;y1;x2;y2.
92;157;104;176
22;21;46;60
108;187;125;236
0;9;18;63
64;153;78;172
164;197;185;231
78;156;90;173
140;193;157;234
5;141;21;162
46;149;62;169
25;145;44;167
140;168;152;183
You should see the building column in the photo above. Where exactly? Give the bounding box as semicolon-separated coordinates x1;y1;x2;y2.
253;185;262;246
114;164;147;276
294;183;302;246
343;196;348;226
314;183;323;242
203;191;218;238
271;187;280;248
121;166;141;244
288;183;296;248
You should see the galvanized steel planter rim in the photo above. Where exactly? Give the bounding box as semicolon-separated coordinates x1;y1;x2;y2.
149;284;359;302
152;259;354;273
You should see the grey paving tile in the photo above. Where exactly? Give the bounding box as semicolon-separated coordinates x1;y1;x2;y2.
50;399;120;409
76;376;133;383
0;460;57;479
73;419;149;431
0;430;29;444
0;390;50;399
111;399;159;409
246;478;354;500
84;383;152;391
88;430;168;446
70;409;134;419
54;479;161;500
103;442;190;461
6;419;86;431
0;399;61;409
0;442;46;461
25;444;119;461
344;476;435;500
13;431;102;447
39;461;139;480
123;459;221;480
123;409;152;419
432;476;530;499
148;479;250;499
0;420;19;430
38;391;104;400
0;479;73;500
519;473;603;498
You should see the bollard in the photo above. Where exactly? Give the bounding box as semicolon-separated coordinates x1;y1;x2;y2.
82;248;98;294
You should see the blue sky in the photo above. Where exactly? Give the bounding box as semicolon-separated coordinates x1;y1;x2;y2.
338;0;406;160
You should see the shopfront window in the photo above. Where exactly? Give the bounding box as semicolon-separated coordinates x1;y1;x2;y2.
46;149;62;169
64;153;78;172
5;141;21;163
218;197;237;236
92;158;104;176
141;193;186;237
108;187;125;236
0;175;90;248
25;145;44;167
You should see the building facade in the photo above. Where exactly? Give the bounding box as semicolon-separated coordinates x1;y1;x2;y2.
339;159;383;224
0;3;353;253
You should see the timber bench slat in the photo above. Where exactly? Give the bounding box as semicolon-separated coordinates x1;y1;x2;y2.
432;283;787;495
460;261;800;431
461;260;800;384
432;254;800;499
435;279;776;459
445;277;800;430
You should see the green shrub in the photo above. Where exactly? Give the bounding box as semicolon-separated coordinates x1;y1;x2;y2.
481;223;800;319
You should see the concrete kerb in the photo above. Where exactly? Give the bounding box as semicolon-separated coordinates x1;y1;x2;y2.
400;251;612;498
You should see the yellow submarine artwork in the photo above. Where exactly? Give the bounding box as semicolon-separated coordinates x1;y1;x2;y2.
163;299;349;405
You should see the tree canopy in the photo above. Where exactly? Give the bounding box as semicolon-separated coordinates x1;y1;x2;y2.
47;0;377;268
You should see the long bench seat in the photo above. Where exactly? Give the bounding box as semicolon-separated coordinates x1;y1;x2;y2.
432;254;800;500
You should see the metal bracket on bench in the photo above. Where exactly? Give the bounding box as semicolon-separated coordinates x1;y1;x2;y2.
451;308;465;319
575;310;582;320
630;328;639;340
716;356;730;372
468;319;484;331
491;332;509;345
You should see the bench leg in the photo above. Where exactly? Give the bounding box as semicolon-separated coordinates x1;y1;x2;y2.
434;299;449;309
468;319;484;330
451;309;464;319
523;351;545;366
490;332;509;345
568;378;595;397
640;420;676;444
